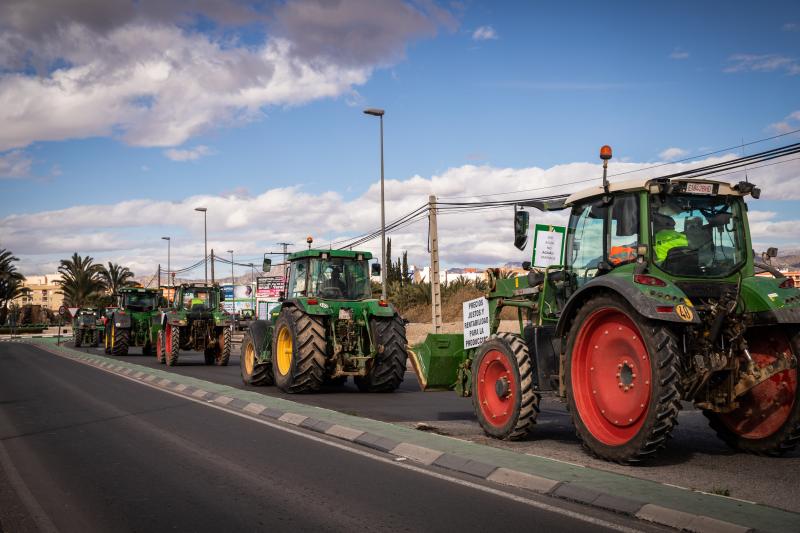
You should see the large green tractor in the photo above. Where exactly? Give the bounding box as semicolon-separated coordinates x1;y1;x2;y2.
156;283;232;366
410;148;800;463
104;287;163;356
72;308;104;347
240;249;408;393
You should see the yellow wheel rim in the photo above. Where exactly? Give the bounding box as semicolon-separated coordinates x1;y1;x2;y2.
111;324;115;349
244;342;255;375
276;326;293;376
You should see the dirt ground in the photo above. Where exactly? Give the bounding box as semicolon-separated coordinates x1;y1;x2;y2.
405;320;521;345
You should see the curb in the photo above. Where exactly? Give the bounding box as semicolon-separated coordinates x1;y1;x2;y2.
28;340;798;533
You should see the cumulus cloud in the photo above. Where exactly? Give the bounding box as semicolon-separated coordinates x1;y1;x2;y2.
164;145;213;162
659;147;688;160
0;0;456;151
0;150;33;178
669;48;689;60
768;110;800;134
472;25;498;41
724;54;800;76
5;153;800;276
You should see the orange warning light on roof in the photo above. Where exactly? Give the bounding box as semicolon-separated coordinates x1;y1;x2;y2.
600;145;613;160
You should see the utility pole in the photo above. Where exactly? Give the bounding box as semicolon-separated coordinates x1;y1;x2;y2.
363;108;387;300
210;249;215;284
227;249;234;313
428;195;442;334
158;264;161;289
195;207;208;285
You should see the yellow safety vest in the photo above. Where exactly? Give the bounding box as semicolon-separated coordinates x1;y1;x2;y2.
654;230;688;262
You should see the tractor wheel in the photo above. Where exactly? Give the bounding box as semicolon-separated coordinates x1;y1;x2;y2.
110;324;130;356
166;324;180;366
705;328;800;456
272;307;326;393
91;329;99;347
142;339;153;357
471;332;539;440
355;316;408;393
104;323;111;354
74;329;83;348
240;329;273;386
215;328;231;366
565;294;681;464
155;330;166;364
203;347;215;365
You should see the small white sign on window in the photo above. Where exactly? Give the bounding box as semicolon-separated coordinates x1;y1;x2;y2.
533;224;566;268
463;297;490;349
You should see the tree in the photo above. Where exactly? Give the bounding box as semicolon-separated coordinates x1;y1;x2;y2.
0;249;28;325
99;262;136;299
56;253;105;308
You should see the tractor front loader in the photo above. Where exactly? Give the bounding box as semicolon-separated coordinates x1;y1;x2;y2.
157;283;232;366
409;146;800;464
241;248;408;393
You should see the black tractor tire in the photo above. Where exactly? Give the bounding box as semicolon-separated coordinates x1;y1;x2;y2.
110;324;130;356
240;329;274;386
155;330;166;364
142;339;153;357
74;329;83;348
216;327;232;366
705;328;800;456
91;329;99;347
203;347;215;365
565;294;682;464
471;332;539;440
272;306;326;393
104;323;112;354
355;316;408;393
166;324;180;366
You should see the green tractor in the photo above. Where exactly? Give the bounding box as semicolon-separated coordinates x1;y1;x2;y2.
410;147;800;463
104;287;163;356
240;249;408;393
72;308;104;347
156;283;233;366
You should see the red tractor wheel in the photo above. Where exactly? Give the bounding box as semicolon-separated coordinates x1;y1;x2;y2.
566;295;681;463
706;329;800;455
471;333;539;440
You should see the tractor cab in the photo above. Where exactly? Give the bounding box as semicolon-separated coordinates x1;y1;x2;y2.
283;250;373;301
118;288;160;312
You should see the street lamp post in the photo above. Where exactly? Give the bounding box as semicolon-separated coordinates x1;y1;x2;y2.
363;107;387;300
161;237;171;288
227;249;234;314
195;207;208;285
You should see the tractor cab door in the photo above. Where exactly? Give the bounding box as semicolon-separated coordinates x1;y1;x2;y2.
566;193;640;290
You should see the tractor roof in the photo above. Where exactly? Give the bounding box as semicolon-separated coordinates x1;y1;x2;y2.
565;177;745;206
179;282;219;289
288;249;373;261
119;287;160;294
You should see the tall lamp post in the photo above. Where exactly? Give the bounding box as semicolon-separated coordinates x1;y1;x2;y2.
161;236;171;288
363;107;387;300
227;249;234;314
195;207;208;285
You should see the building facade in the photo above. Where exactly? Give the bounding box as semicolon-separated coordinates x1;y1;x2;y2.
13;274;64;311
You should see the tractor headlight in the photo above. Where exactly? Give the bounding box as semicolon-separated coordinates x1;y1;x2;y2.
115;322;122;327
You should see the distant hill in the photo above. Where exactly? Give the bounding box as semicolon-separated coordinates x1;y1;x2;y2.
766;249;800;270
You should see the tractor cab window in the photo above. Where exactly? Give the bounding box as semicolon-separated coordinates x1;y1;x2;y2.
123;292;158;311
566;193;640;287
287;260;309;297
309;257;371;300
182;289;211;310
650;194;746;277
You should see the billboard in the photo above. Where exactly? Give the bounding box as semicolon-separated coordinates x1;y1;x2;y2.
257;276;285;298
221;283;255;314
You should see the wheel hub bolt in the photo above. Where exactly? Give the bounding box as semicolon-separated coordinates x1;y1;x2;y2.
495;376;511;399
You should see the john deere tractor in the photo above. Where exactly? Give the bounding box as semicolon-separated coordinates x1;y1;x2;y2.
156;283;232;366
410;146;800;463
240;249;407;393
104;287;163;356
73;308;103;347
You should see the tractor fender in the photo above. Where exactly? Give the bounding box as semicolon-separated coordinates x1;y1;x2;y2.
111;312;131;329
246;319;272;358
555;274;699;337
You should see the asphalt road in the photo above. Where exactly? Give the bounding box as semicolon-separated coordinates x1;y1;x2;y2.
0;342;645;533
76;340;800;513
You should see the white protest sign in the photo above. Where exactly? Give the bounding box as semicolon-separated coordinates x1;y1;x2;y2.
533;224;566;268
463;297;490;350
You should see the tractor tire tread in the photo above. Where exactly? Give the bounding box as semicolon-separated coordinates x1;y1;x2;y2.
356;316;408;393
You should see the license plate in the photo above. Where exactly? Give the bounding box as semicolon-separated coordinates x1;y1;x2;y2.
338;309;353;320
685;182;714;195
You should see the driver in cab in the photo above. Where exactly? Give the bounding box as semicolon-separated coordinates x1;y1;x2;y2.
653;211;688;262
324;266;346;295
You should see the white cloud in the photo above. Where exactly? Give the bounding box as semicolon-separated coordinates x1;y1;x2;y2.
783;23;799;32
164;145;213;162
768;110;800;134
472;26;498;41
659;147;688;160
5;153;800;276
724;54;800;76
0;1;456;151
669;48;689;60
0;149;32;178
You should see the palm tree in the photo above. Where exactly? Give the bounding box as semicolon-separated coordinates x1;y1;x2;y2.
99;262;136;299
56;253;105;307
0;249;28;325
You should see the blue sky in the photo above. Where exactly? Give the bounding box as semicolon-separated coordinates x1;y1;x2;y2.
1;0;799;277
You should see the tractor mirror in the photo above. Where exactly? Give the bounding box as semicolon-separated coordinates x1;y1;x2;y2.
767;247;778;258
522;261;531;271
371;263;381;276
514;210;529;250
219;292;225;302
262;255;272;272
